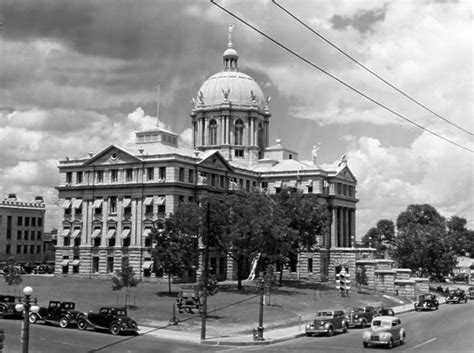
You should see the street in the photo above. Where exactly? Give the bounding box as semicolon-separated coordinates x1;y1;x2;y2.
0;301;472;352
237;301;474;352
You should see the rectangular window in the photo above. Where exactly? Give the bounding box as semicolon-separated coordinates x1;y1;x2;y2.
31;217;36;227
76;171;83;184
97;170;104;183
23;245;28;254
188;196;194;203
159;167;166;180
188;170;194;183
337;183;342;195
125;168;133;182
107;257;114;273
24;230;29;240
211;174;217;187
308;258;313;273
7;216;12;239
343;184;348;196
246;180;250;192
17;216;23;226
66;172;72;184
36;245;41;254
147;167;154;181
111;169;118;183
38;217;42;227
30;245;35;254
6;245;10;255
31;231;35;240
93;199;103;215
37;231;42;240
109;197;117;214
25;217;30;226
92;257;99;273
220;175;225;188
179;167;185;182
17;245;21;254
17;230;21;240
178;195;184;205
234;149;244;157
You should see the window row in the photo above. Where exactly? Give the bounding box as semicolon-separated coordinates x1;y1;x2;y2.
336;183;356;197
61;227;153;248
66;167;168;185
5;244;42;255
10;230;43;241
16;216;43;227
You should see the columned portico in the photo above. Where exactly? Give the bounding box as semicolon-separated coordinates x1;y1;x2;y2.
330;206;356;248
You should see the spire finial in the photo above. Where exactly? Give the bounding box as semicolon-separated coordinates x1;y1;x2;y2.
228;24;235;48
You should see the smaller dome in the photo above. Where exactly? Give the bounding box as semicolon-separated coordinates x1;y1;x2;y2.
223;47;238;59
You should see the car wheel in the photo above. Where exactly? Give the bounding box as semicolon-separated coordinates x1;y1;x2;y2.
306;333;312;337
363;342;369;348
77;319;87;331
29;313;38;324
343;323;348;333
387;338;393;349
110;323;121;335
0;307;5;319
59;317;69;328
327;327;334;337
400;333;406;345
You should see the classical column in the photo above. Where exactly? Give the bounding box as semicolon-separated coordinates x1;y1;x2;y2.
344;208;349;247
330;208;337;248
350;209;356;247
338;208;343;247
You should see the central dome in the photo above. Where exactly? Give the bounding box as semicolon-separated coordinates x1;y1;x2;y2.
197;71;266;109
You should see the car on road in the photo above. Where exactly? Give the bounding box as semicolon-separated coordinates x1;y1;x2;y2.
414;293;439;311
374;307;395;316
451;273;469;284
305;310;349;336
29;301;82;328
34;264;54;274
362;316;406;349
77;307;138;335
445;289;468;304
0;294;22;319
348;306;376;328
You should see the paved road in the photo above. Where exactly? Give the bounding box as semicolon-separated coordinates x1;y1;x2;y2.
0;320;221;353
237;301;474;352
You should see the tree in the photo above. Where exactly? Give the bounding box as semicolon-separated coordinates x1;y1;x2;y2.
393;204;457;278
3;257;23;293
111;257;139;308
361;219;395;258
447;216;474;256
150;210;198;294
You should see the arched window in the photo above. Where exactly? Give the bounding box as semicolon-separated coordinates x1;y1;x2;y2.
234;119;244;145
209;119;217;145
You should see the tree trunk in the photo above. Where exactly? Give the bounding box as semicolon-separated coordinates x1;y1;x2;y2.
279;264;283;287
237;259;242;291
168;273;172;294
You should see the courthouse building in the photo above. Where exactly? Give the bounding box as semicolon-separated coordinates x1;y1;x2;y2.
55;32;361;281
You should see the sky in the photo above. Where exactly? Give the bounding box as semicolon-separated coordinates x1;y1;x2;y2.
0;0;472;237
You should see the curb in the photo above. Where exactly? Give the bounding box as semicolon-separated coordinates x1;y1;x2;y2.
202;333;307;346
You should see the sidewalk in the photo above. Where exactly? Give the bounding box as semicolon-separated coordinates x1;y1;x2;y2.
138;299;434;346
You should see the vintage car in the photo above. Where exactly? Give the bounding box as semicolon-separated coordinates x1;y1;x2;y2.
451;273;469;284
34;264;54;274
176;290;201;314
414;294;439;311
468;287;474;300
362;316;406;348
348;306;376;328
29;301;82;328
445;289;468;304
305;310;349;336
0;294;22;319
374;307;395;317
77;307;138;335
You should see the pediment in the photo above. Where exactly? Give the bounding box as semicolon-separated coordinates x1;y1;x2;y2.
198;151;233;172
335;166;357;182
84;145;141;166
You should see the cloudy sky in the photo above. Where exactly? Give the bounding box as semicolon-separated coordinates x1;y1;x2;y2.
0;0;472;236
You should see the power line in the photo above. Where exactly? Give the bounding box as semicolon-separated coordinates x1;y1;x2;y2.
210;1;473;153
272;0;473;136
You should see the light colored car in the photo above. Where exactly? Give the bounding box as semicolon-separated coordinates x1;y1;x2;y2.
362;316;406;349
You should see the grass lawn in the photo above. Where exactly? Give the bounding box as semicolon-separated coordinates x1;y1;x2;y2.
1;275;413;337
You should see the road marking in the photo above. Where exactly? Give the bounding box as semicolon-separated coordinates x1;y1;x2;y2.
408;337;437;350
39;337;97;349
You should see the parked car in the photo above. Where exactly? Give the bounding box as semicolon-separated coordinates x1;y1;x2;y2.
34;264;54;274
468;287;474;300
305;310;349;336
451;273;469;284
348;306;376;328
0;294;22;319
77;307;138;335
445;289;468;304
29;301;82;328
414;294;439;311
362;316;406;349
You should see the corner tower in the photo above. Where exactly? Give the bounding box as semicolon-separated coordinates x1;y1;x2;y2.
190;26;271;164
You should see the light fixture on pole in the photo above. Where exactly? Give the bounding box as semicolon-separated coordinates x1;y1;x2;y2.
15;286;40;353
257;278;265;341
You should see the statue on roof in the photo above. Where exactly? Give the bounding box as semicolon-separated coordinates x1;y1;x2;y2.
228;24;235;47
312;142;321;165
338;154;348;167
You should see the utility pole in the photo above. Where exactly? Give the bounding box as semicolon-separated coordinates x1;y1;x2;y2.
200;202;210;341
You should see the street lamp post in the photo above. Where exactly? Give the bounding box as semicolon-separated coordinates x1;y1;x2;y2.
257;278;265;341
15;286;39;353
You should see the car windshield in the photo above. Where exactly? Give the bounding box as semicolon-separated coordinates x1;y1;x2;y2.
316;312;333;318
351;307;364;313
115;310;127;316
372;320;392;328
